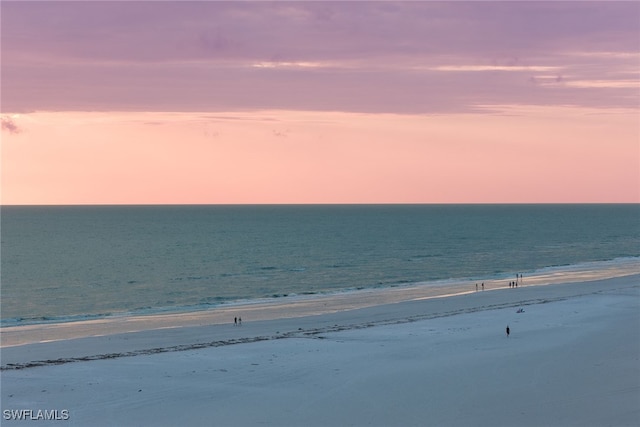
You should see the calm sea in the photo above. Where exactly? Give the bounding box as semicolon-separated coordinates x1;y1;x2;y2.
1;204;638;326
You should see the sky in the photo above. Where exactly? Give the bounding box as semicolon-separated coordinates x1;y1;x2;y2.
1;0;639;205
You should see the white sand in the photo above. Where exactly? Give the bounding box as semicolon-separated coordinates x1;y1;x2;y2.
1;274;639;426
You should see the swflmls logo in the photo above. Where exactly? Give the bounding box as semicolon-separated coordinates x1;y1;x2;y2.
3;409;70;421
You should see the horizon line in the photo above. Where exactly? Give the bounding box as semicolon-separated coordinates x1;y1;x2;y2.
2;202;638;208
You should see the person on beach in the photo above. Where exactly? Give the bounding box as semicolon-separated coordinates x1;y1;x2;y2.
234;317;237;326
506;325;510;337
476;283;478;291
238;317;242;326
482;283;484;291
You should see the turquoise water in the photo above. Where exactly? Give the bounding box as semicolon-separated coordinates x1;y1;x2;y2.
1;204;638;325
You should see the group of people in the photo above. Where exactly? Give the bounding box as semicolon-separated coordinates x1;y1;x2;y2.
475;274;526;291
509;274;524;288
233;317;242;326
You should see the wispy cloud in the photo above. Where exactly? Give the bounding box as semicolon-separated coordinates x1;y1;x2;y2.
564;80;639;89
251;61;330;69
1;116;21;134
430;65;560;72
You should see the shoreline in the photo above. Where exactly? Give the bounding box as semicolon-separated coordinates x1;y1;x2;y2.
2;256;638;331
1;273;638;370
1;258;638;349
1;274;638;426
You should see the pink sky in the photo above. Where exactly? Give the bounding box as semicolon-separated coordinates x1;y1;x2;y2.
1;1;639;204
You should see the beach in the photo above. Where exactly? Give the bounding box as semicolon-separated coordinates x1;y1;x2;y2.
1;274;639;426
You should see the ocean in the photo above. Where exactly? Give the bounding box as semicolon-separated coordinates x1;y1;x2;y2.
1;204;638;326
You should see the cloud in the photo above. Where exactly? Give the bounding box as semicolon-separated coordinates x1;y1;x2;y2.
431;65;560;72
4;2;637;64
564;80;639;89
272;129;290;138
251;61;331;69
1;1;638;114
1;116;21;134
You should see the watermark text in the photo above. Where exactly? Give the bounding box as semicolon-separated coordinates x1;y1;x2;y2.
3;409;70;421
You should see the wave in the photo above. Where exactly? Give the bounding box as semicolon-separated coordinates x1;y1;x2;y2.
2;256;638;329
